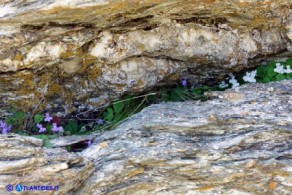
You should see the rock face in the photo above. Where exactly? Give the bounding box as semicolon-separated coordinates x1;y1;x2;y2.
0;0;291;115
0;80;291;194
0;134;94;194
77;80;292;194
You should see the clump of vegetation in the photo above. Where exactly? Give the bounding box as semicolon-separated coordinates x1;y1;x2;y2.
0;58;291;148
219;58;292;89
255;59;292;82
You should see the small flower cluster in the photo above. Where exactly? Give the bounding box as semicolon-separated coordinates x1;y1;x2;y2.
96;118;104;125
37;124;46;133
52;123;63;133
0;120;12;135
218;59;292;90
36;113;63;134
44;113;52;122
243;70;257;83
219;81;229;89
220;70;257;90
274;63;292;74
228;74;240;89
181;79;187;87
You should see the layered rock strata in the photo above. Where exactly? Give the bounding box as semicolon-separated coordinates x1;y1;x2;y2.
0;134;94;195
0;0;291;114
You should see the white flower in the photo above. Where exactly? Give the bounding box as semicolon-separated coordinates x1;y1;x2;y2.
274;63;292;74
284;65;292;73
219;81;229;89
229;75;240;89
274;63;285;74
243;70;257;83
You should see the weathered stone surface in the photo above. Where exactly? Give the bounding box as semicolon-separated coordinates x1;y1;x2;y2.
77;80;292;194
0;134;94;195
0;0;291;115
50;133;101;148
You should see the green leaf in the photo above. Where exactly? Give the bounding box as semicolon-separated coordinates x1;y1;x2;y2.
104;108;114;122
267;60;276;68
44;140;53;148
113;111;127;123
14;111;27;119
256;65;267;79
267;65;276;78
33;134;49;140
64;121;79;134
275;74;285;81
169;87;184;102
34;114;44;124
47;134;58;139
262;77;271;83
33;134;56;148
285;58;292;65
46;124;53;132
113;101;125;114
286;73;292;79
192;88;202;95
6;111;27;126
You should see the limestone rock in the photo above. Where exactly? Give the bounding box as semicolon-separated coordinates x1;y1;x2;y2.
0;134;94;195
78;80;292;194
0;0;291;114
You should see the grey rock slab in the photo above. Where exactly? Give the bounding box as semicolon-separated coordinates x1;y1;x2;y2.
78;80;292;194
50;133;101;148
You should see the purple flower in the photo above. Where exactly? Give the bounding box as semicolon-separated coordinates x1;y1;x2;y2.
0;121;5;128
0;120;12;135
181;79;187;87
84;140;92;147
44;113;53;122
52;123;63;133
96;118;104;125
37;123;46;133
